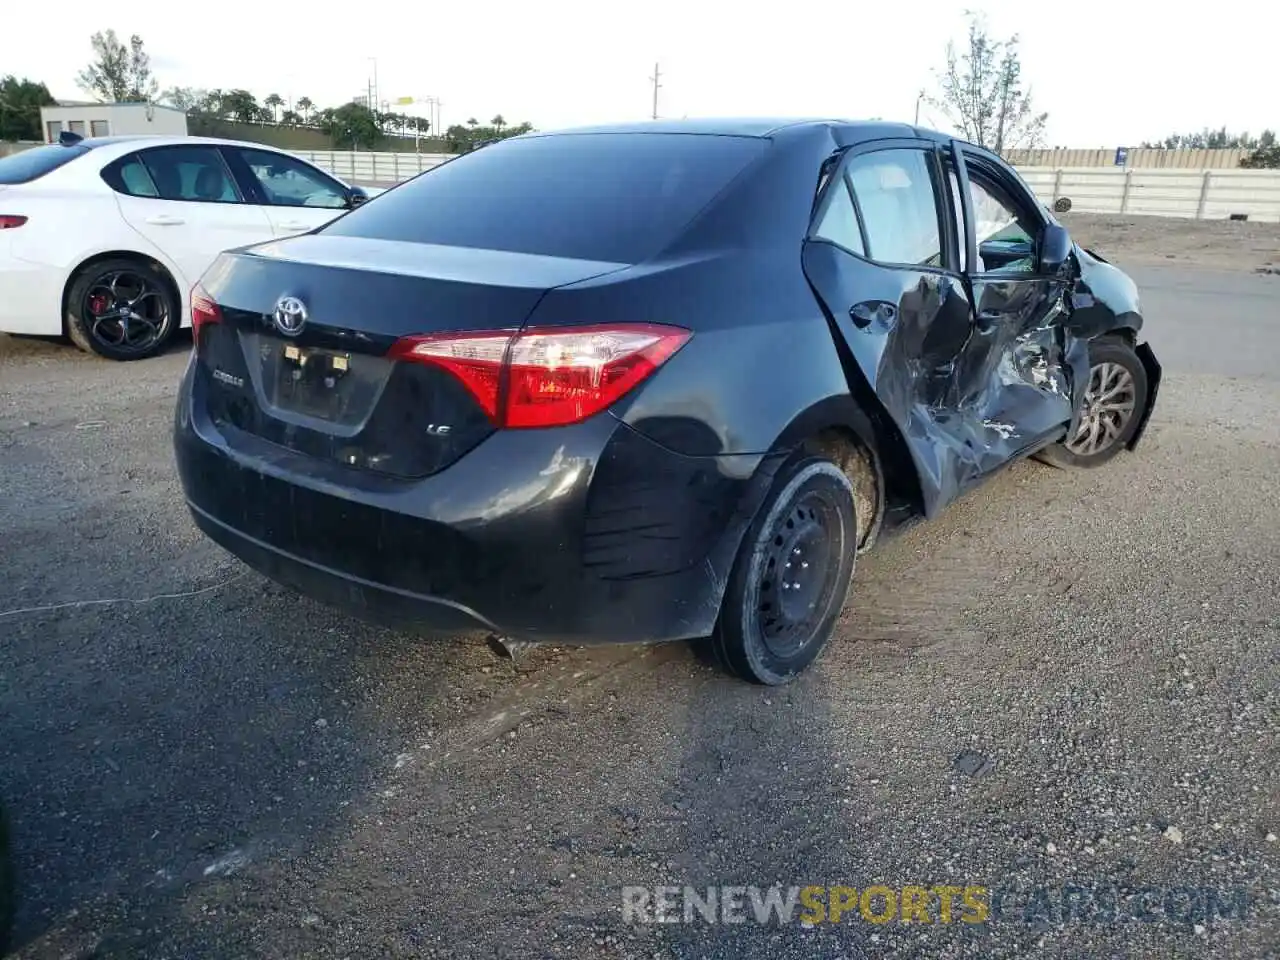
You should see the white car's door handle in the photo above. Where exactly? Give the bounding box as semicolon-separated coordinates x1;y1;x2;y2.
277;221;310;231
144;215;184;226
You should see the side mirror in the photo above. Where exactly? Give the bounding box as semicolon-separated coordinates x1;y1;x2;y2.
347;186;370;209
1038;222;1073;275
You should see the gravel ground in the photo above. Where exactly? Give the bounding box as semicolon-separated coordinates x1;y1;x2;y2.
1061;213;1280;273
0;256;1277;958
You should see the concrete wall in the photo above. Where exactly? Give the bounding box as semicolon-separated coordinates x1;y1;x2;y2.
1019;167;1280;222
298;150;1280;222
39;104;188;141
1005;147;1251;169
3;138;1277;222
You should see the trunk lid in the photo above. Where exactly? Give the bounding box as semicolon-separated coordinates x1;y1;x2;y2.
196;234;626;478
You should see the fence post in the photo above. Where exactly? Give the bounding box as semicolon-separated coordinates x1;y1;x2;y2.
1120;169;1133;214
1053;168;1063;204
1196;171;1212;220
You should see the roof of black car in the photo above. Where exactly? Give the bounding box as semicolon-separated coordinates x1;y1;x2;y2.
527;117;935;141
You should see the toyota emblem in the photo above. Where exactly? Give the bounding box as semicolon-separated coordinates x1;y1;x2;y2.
273;296;308;337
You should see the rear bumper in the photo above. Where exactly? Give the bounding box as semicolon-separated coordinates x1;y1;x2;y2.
174;359;776;644
0;254;64;336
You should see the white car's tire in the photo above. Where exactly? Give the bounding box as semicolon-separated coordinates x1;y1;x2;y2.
65;257;180;361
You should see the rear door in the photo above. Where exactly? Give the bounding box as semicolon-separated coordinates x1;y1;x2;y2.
107;145;274;288
223;146;352;237
801;139;986;514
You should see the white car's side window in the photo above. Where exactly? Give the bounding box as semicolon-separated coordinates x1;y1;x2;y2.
238;149;348;210
137;147;244;204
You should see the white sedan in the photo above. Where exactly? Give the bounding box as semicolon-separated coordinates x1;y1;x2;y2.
0;135;376;360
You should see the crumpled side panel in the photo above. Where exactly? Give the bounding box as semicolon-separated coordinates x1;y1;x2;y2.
803;241;1084;518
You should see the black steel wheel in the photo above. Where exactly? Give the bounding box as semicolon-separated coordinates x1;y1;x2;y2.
65;258;178;361
712;456;858;685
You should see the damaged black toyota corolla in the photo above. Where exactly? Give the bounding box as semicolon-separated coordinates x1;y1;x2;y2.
173;119;1160;685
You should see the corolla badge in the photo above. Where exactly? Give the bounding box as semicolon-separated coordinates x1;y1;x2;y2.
273;295;308;336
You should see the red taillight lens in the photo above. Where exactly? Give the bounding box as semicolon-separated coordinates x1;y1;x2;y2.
0;215;28;230
389;323;691;428
190;284;222;347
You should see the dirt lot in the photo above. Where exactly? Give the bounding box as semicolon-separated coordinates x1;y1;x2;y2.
1062;213;1280;273
0;220;1277;959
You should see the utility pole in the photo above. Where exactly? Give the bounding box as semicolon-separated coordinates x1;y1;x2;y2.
649;62;661;120
914;89;924;126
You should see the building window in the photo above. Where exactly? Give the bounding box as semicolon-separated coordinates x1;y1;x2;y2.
68;121;86;136
90;120;110;137
46;120;62;142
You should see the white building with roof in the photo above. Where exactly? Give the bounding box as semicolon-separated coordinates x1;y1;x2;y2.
38;101;188;142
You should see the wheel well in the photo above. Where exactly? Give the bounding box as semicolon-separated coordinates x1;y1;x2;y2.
1096;327;1137;346
799;427;884;551
60;251;182;335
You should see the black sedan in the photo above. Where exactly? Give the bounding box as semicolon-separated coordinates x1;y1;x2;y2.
174;119;1160;685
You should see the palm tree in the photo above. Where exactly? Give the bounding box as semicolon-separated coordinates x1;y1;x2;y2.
491;114;505;134
467;117;478;127
264;93;283;122
296;96;313;124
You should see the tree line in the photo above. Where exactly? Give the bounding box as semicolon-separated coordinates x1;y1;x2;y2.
161;84;533;152
1;28;532;153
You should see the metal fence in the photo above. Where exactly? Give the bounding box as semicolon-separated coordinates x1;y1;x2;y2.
295;150;453;185
1019;167;1280;222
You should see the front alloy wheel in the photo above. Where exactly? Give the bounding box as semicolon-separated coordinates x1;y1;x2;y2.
1039;337;1150;468
1064;360;1138;457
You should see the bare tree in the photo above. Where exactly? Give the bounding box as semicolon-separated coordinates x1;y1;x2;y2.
930;12;1047;153
77;30;159;103
159;86;206;112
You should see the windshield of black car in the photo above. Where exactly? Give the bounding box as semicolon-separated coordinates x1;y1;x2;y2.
0;144;91;184
320;132;769;263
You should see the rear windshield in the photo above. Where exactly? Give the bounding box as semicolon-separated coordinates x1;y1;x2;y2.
322;133;768;263
0;144;91;184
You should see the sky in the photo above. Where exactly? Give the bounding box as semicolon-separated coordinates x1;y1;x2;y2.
4;0;1276;146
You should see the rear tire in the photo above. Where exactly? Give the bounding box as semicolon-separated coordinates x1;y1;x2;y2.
1038;337;1148;469
65;257;179;361
711;456;858;685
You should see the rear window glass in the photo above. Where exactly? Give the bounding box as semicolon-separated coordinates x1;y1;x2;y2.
0;144;90;184
322;133;768;263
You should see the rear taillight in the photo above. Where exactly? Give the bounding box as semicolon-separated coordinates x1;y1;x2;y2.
190;284;222;347
389;323;691;428
0;215;27;230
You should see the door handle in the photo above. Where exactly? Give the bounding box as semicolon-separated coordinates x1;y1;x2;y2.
144;215;184;226
850;301;896;329
277;221;310;231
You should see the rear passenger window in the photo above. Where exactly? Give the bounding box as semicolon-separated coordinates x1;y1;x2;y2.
105;155;160;197
846;149;942;267
137;147;242;203
812;180;865;256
